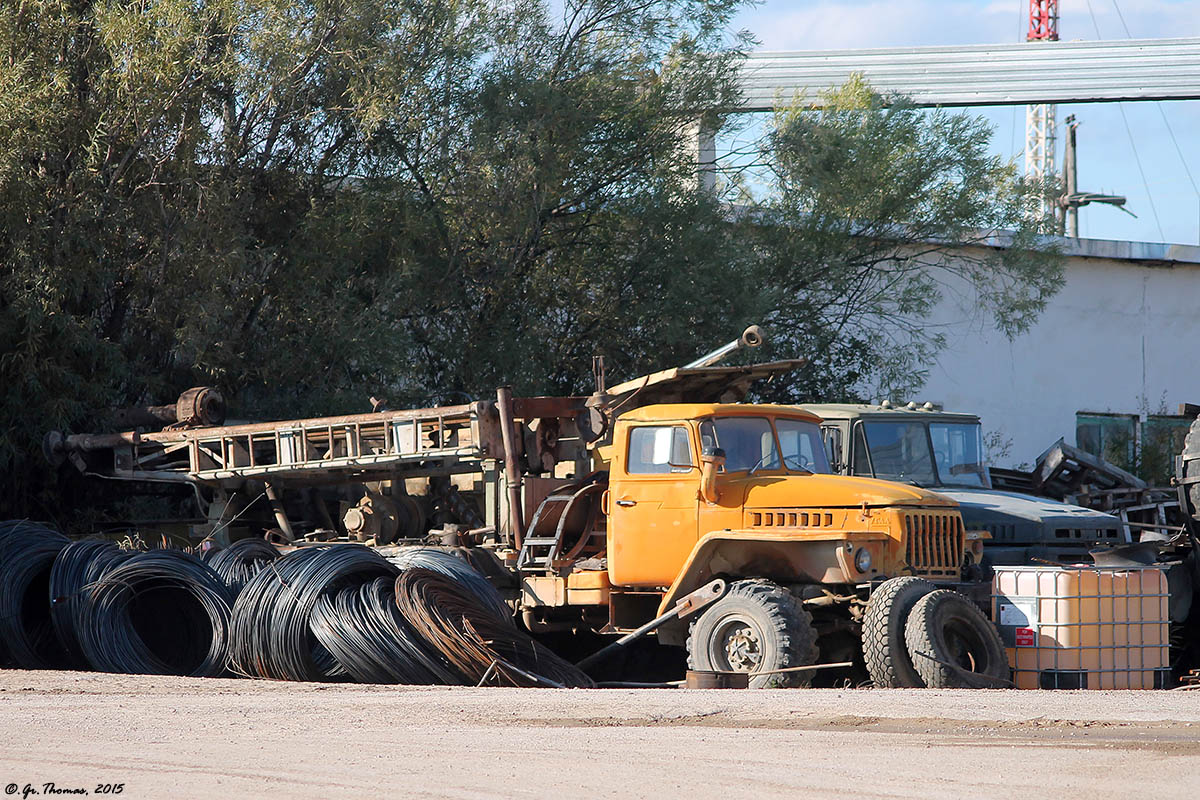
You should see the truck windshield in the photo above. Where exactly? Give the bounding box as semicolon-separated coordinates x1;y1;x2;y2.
929;422;988;487
859;419;989;487
699;417;779;472
861;421;937;484
776;418;831;473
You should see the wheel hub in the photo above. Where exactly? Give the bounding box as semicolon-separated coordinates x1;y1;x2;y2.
718;621;762;672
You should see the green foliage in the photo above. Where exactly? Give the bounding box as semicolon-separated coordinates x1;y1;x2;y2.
0;0;759;519
0;4;1062;522
747;75;1063;402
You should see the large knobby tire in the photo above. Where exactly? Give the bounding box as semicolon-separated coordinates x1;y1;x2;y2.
1182;417;1200;519
862;576;936;688
904;590;1010;688
687;579;819;689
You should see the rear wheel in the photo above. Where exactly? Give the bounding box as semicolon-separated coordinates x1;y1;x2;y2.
687;579;818;689
904;589;1009;688
862;576;936;688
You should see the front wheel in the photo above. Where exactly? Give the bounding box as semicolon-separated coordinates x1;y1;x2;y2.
687;579;819;688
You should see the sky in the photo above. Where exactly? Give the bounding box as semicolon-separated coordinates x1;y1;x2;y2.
725;0;1200;245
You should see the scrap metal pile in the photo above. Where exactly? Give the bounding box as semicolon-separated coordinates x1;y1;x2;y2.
991;437;1188;540
0;521;591;688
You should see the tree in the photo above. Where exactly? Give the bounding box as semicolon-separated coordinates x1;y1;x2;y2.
0;0;760;520
743;76;1063;403
0;2;1062;524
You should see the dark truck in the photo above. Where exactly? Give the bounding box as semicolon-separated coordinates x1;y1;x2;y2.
800;403;1125;568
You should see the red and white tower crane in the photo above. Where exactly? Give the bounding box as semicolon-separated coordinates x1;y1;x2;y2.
1025;0;1058;217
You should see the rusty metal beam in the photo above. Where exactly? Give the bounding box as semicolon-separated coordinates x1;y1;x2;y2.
510;396;588;419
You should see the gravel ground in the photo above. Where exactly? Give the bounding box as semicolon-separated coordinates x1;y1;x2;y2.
0;670;1198;799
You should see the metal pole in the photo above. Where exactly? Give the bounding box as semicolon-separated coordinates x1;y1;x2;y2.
576;579;726;671
496;387;525;549
1065;115;1080;238
263;482;295;542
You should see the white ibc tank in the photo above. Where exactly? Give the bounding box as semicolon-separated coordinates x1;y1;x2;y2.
992;565;1170;689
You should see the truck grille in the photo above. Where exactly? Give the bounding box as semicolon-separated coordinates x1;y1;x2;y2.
904;512;964;578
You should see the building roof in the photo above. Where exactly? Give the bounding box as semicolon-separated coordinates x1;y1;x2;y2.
975;232;1200;267
1059;236;1200;266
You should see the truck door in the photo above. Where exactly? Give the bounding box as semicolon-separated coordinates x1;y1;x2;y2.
850;421;875;477
607;424;699;588
820;422;849;474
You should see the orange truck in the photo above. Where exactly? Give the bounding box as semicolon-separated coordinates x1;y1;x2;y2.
520;399;1004;687
47;328;1007;687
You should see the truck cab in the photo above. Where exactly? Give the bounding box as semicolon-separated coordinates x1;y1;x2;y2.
801;403;1125;566
605;403;972;589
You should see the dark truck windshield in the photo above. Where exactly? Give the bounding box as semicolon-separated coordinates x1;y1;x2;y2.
858;420;987;488
699;417;831;474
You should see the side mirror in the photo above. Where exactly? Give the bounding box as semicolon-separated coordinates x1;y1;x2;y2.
699;446;726;504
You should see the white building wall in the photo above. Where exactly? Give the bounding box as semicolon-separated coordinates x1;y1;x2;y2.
916;238;1200;468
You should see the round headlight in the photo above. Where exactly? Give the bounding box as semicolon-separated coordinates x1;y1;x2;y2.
854;547;872;573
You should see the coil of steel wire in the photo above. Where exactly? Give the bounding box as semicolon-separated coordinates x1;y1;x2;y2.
208;537;280;596
229;544;398;682
48;539;134;668
0;521;72;668
394;568;593;688
388;547;511;621
310;576;460;685
76;549;235;677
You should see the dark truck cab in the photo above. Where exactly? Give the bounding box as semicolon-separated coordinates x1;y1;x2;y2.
801;403;1125;567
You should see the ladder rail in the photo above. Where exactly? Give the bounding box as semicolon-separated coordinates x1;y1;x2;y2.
108;402;498;484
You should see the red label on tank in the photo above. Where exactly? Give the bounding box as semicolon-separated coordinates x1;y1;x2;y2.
1015;627;1036;647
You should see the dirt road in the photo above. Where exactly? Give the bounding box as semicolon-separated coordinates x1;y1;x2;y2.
0;670;1197;799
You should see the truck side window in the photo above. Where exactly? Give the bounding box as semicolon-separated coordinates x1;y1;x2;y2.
627;426;693;474
851;424;873;477
777;419;831;473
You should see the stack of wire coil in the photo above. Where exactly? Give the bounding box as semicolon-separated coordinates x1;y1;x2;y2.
48;539;134;668
310;576;459;685
76;549;235;677
387;547;511;620
394;567;593;688
0;522;590;689
229;544;400;681
208;537;280;596
0;521;71;668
